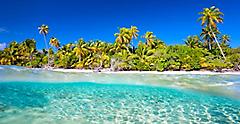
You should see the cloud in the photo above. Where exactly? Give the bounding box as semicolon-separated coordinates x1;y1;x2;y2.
0;43;7;50
0;28;8;33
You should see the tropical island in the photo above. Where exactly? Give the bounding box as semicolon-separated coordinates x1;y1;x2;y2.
1;1;240;123
0;6;239;72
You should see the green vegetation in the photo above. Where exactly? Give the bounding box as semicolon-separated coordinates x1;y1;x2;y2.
0;6;239;72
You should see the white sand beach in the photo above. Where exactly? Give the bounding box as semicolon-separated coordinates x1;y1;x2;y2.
52;68;240;75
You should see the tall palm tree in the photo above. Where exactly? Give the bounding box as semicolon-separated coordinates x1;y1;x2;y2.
38;24;50;66
198;6;223;28
198;6;226;60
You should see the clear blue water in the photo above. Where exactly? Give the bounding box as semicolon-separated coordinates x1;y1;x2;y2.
0;66;240;123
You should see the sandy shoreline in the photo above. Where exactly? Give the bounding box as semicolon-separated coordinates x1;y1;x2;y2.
1;65;239;75
52;68;240;75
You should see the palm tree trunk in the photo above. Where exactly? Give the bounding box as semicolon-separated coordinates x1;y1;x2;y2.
208;41;211;50
43;35;50;67
30;53;33;67
79;55;81;62
212;32;226;60
209;26;226;60
130;40;135;53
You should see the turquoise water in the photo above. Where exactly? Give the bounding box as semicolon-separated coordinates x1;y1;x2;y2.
0;66;240;123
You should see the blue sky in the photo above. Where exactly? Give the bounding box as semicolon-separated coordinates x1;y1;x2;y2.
0;0;240;50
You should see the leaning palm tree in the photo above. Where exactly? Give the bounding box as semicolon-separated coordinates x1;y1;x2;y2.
198;6;226;60
38;24;50;66
200;27;220;50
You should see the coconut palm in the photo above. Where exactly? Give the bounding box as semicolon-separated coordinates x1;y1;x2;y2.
142;31;156;48
198;6;223;28
73;38;88;63
220;34;230;44
38;24;50;66
200;24;220;50
114;27;132;52
56;43;74;68
49;37;60;67
129;26;139;52
24;39;36;67
185;35;200;48
198;6;226;60
130;26;139;40
134;42;156;70
114;27;131;45
220;34;230;49
50;37;60;49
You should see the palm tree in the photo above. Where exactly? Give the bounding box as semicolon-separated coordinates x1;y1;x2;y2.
38;24;50;66
49;37;60;67
220;34;230;44
129;26;139;52
220;34;230;49
185;35;200;48
200;26;220;50
114;27;132;52
24;39;36;67
130;26;139;40
198;6;223;28
114;27;130;44
50;37;60;49
73;38;88;63
134;42;156;70
198;6;226;60
142;31;156;48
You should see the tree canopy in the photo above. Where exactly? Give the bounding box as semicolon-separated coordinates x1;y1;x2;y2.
1;6;239;72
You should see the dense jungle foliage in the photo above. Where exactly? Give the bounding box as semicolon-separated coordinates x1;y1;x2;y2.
0;6;239;71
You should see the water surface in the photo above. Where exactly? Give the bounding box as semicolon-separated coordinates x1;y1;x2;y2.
0;66;240;123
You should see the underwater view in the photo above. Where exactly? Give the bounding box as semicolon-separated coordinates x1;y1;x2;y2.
0;66;240;123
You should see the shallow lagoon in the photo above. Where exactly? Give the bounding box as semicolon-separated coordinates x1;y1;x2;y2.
0;66;240;123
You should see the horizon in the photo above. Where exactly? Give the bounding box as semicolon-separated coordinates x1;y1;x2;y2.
0;0;240;50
